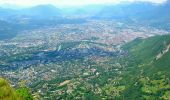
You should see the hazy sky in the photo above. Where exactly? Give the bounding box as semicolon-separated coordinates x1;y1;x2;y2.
0;0;167;7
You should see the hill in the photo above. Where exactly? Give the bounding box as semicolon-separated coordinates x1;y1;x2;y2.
0;78;21;100
0;78;33;100
121;35;170;99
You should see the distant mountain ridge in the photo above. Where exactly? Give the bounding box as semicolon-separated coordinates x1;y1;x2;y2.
0;4;61;19
19;5;61;18
0;2;170;21
0;2;170;40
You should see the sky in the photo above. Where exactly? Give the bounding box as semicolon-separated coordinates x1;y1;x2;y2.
0;0;167;7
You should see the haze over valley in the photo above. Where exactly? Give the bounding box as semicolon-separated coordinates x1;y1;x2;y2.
0;0;170;99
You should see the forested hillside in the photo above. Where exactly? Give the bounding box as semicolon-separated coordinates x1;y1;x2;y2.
121;35;170;99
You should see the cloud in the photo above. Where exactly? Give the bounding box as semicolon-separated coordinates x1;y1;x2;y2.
0;0;167;7
135;0;167;3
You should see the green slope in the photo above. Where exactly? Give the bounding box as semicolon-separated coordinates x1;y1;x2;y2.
124;35;170;75
0;78;21;100
121;35;170;100
0;78;33;100
124;35;170;64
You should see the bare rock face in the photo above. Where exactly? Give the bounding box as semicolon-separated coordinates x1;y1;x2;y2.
156;44;170;60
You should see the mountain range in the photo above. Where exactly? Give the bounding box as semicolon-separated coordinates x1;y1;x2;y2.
0;1;170;28
0;1;170;19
